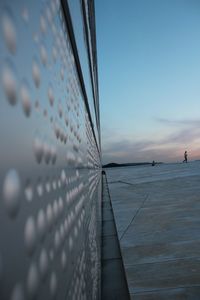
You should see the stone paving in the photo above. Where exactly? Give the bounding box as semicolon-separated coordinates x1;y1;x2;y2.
106;162;200;299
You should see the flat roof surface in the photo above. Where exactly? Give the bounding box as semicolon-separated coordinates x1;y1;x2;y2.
106;161;200;299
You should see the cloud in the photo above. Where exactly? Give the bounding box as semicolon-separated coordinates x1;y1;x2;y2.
156;117;200;127
102;117;200;164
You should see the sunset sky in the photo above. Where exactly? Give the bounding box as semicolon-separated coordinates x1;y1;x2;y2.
96;0;200;164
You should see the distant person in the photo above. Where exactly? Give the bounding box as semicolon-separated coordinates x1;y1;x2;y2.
183;151;188;163
152;160;155;166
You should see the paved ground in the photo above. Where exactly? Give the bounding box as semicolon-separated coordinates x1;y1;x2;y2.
106;162;200;299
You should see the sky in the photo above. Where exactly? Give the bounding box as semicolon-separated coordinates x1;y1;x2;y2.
95;0;200;164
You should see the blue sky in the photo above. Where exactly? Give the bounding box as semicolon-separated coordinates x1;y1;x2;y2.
96;0;200;164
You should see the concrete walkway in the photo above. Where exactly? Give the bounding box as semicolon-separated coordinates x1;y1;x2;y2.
106;162;200;299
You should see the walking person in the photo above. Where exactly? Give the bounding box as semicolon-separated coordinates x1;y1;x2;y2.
183;150;188;163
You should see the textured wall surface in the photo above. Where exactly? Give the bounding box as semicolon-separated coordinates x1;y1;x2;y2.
0;1;101;299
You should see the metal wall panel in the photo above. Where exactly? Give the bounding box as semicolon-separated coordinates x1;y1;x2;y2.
0;1;101;299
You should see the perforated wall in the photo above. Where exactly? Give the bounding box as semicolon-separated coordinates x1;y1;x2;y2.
0;1;101;299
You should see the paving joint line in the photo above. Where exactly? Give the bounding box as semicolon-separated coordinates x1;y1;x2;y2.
124;255;200;267
119;193;149;241
131;284;200;295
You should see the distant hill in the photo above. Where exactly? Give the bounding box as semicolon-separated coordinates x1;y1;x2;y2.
103;162;163;168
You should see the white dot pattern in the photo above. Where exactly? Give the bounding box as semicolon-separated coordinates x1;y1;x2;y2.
0;1;101;299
